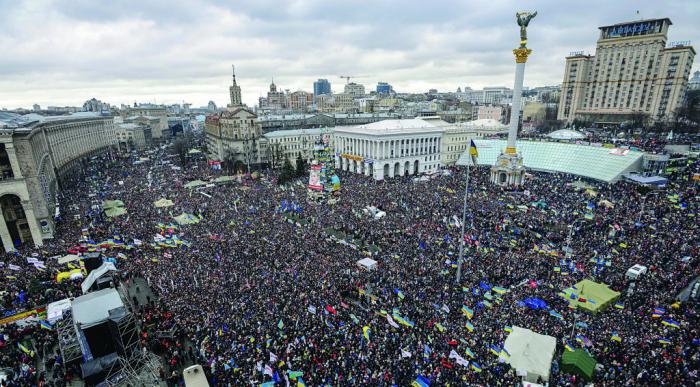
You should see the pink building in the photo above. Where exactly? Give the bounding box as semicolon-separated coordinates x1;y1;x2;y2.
477;105;502;122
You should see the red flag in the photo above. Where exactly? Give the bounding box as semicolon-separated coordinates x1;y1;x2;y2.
325;305;337;315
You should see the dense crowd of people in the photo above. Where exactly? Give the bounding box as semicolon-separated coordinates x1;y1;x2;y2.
1;135;698;386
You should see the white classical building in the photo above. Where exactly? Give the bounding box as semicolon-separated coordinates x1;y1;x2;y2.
334;119;444;180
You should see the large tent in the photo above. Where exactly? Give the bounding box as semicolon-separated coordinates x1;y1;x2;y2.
184;180;207;189
102;200;125;209
560;279;620;314
154;198;175;208
504;326;557;383
213;175;236;184
105;206;128;218
173;213;200;225
561;349;596;382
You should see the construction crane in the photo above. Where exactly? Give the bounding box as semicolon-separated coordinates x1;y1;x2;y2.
339;75;367;84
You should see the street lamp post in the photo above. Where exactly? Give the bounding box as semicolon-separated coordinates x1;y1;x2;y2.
637;191;659;224
565;219;585;259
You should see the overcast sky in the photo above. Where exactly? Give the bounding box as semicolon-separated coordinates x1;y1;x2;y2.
1;0;698;109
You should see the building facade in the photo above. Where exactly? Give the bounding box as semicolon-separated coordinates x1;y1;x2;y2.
121;104;168;141
558;18;696;124
334;118;444;180
477;105;503;121
0;112;116;251
376;82;393;94
344;82;365;97
313;79;331;96
263;128;335;166
205;108;263;165
689;70;700;90
115;123;152;151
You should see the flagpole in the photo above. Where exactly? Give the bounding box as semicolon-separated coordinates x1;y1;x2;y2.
456;158;470;284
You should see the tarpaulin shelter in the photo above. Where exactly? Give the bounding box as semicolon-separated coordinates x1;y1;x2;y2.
598;199;614;208
105;207;128;218
184;180;207;189
57;254;80;264
173;213;200;225
213;176;236;184
560;279;620;314
561;349;596;382
504;326;557;383
357;258;377;271
102;200;124;209
154;198;175;208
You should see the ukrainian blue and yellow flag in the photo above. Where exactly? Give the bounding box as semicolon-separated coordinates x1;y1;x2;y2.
465;321;475;333
611;331;622;342
469;140;478;165
470;362;482;373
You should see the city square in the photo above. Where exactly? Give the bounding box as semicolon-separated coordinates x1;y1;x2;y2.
1;2;699;386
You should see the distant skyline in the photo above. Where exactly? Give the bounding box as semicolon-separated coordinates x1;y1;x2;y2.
1;0;698;109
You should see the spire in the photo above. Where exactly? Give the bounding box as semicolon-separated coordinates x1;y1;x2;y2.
232;64;236;81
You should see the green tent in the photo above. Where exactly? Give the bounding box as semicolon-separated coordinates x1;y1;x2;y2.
105;207;128;218
184;180;207;189
102;200;125;209
154;198;174;208
560;279;620;314
561;349;596;381
213;176;236;184
173;213;200;225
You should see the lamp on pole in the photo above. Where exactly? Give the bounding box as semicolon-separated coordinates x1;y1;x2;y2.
637;191;659;224
565;218;585;259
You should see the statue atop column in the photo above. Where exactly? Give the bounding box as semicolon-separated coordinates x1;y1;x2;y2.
516;11;537;48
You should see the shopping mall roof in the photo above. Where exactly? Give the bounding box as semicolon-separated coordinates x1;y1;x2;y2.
456;139;644;183
547;129;586;140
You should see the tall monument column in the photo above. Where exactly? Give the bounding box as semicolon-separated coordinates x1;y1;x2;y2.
491;11;537;187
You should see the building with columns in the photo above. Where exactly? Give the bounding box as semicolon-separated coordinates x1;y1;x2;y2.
334;119;444;180
0;112;116;251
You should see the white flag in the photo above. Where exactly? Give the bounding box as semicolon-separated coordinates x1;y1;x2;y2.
401;349;412;358
308;305;317;314
263;365;274;377
441;304;450;313
386;314;399;328
269;352;278;363
449;349;469;367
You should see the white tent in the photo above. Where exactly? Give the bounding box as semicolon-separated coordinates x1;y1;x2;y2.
80;262;117;294
357;258;378;271
47;298;72;324
72;288;124;329
504;326;557;383
626;264;648;280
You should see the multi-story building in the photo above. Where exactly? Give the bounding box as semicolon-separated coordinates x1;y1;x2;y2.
256;112;404;132
460;87;513;105
205;108;263;164
477;105;503;121
263;128;335;165
121;103;168;141
333;93;358;113
314;94;335;113
558;18;696;124
83;98;110;112
289;91;314;112
0;112;116;250
344;82;365;98
115;123;152;151
689;70;700;90
266;79;287;110
376;82;393;95
313;79;331;96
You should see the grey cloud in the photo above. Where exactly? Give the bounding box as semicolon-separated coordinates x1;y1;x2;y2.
0;0;698;108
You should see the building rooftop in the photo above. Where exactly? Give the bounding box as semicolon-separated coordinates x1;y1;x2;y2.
457;139;644;183
263;128;333;138
336;118;446;135
0;111;107;130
